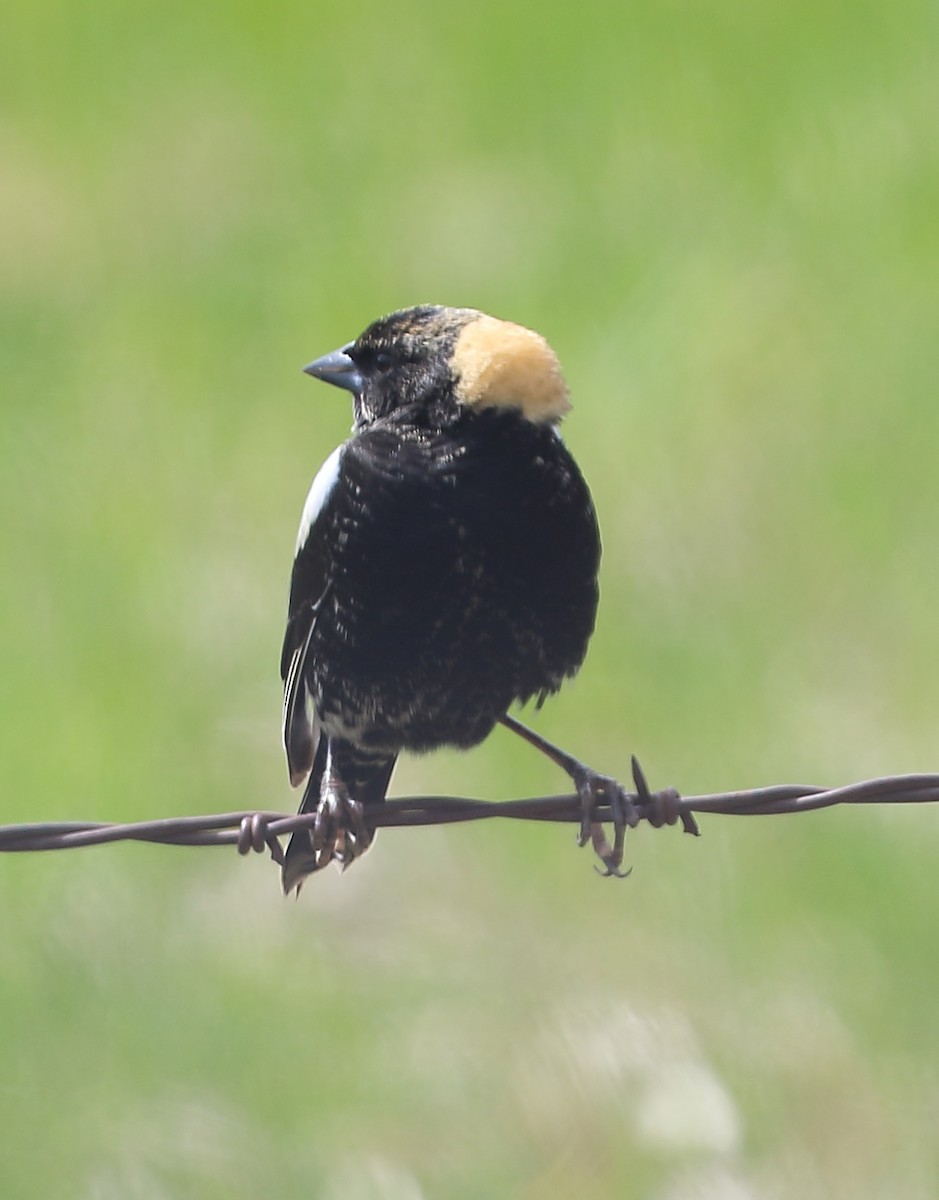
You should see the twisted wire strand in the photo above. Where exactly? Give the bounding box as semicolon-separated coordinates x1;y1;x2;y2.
2;769;937;866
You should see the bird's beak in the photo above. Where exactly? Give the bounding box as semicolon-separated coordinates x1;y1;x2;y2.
302;345;364;396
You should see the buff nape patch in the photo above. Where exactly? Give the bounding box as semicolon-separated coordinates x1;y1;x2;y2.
452;316;571;422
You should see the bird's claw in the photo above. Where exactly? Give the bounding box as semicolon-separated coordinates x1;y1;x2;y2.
567;755;693;877
310;784;372;870
574;768;639;877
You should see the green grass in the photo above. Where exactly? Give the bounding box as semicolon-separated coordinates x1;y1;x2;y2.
2;0;939;1195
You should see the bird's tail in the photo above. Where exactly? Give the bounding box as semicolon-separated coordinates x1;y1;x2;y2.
282;737;397;894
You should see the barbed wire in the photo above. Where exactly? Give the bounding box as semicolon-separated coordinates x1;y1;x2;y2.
2;760;938;877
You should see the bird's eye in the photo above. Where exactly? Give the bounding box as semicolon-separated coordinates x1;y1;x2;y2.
350;345;394;371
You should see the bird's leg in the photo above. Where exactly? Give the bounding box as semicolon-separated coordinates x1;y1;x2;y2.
282;743;383;894
498;713;638;875
313;759;373;871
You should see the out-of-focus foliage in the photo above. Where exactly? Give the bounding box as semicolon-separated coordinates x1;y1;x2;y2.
2;1;938;1196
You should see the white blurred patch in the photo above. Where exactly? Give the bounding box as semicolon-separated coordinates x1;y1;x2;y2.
515;996;742;1156
320;1156;425;1200
658;1164;759;1200
84;1092;260;1199
637;1062;740;1153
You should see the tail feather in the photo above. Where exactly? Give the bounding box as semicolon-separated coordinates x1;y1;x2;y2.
282;737;397;894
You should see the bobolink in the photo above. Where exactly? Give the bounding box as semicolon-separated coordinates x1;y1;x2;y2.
281;305;606;893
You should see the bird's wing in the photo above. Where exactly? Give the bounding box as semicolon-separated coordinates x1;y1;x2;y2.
281;607;318;786
281;428;452;786
280;445;345;786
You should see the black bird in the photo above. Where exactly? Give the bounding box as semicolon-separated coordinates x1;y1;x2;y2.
280;305;609;893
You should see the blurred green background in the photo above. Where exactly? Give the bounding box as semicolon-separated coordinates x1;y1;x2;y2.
2;0;939;1196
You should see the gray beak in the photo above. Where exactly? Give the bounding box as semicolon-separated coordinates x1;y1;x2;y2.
302;345;364;396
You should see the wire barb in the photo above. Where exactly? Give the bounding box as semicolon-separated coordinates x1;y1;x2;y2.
237;813;286;865
2;769;939;877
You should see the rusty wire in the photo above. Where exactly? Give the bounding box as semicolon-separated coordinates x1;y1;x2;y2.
1;761;938;874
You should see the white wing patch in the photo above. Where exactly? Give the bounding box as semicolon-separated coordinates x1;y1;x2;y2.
296;443;344;552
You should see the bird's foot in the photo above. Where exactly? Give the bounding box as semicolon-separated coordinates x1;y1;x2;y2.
281;781;374;895
311;780;373;871
496;715;690;875
498;714;640;876
573;767;639;877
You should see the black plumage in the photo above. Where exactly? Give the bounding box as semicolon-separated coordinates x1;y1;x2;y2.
280;305;601;892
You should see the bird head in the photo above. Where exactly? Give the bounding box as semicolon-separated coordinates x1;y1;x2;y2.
303;305;571;429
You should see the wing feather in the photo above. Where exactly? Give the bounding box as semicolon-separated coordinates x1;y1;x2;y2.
280;444;345;786
282;610;318;786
